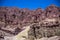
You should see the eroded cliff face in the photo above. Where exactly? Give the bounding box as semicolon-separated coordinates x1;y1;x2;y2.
28;18;60;40
0;5;60;40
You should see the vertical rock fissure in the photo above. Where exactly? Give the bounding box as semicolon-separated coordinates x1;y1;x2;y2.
33;26;37;39
4;14;7;27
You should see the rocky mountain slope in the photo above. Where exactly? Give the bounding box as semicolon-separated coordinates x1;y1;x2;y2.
0;5;60;40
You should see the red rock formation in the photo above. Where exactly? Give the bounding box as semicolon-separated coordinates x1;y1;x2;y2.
0;5;60;40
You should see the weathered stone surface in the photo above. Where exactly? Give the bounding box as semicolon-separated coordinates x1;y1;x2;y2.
0;5;60;40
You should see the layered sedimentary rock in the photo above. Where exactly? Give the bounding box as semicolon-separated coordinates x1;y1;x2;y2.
28;18;60;40
0;5;60;40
